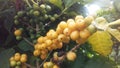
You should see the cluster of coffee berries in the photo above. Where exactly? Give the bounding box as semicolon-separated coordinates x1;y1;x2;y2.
13;3;59;43
9;53;27;68
33;15;96;60
43;61;59;68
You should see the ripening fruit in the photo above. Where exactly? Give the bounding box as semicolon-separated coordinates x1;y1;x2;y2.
57;34;66;42
51;31;58;39
10;57;14;61
87;24;96;34
53;65;60;68
15;66;20;68
21;54;27;58
84;16;94;26
57;42;63;49
75;19;86;31
56;26;63;34
10;60;16;67
45;39;53;46
46;62;54;68
33;49;40;56
76;38;86;44
33;10;40;16
75;15;84;21
37;36;44;43
41;49;48;55
16;61;21;66
67;19;77;31
14;29;22;36
40;54;47;60
66;51;76;61
58;21;67;30
63;28;72;36
79;29;91;39
14;53;21;61
43;62;48;68
70;30;80;41
20;57;27;63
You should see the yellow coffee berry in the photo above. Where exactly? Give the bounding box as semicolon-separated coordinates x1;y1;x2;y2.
53;65;60;68
10;57;14;61
75;19;86;31
40;54;47;60
14;29;22;36
79;29;91;39
33;49;40;56
84;16;94;26
57;34;66;42
37;36;44;43
70;30;80;41
45;39;53;46
58;21;67;30
46;61;54;68
14;53;21;61
67;19;77;31
21;54;27;58
75;15;84;21
66;51;76;61
56;26;63;34
20;57;27;63
63;28;72;36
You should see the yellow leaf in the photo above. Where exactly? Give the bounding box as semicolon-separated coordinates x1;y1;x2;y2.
88;31;113;56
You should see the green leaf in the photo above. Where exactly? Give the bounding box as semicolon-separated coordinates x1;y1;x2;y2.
49;0;63;10
88;31;113;56
18;39;34;51
63;0;80;8
0;48;15;68
85;56;115;68
107;27;120;42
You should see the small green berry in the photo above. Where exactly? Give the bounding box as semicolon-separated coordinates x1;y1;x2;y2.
17;11;25;17
15;66;20;68
46;5;51;11
33;11;40;16
14;20;19;25
40;4;46;9
50;17;55;22
16;61;21;66
16;36;22;40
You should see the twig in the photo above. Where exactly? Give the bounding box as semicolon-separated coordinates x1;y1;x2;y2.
24;63;36;68
31;0;38;5
70;44;81;52
36;24;40;32
23;37;34;46
25;0;32;8
36;59;40;68
39;51;52;68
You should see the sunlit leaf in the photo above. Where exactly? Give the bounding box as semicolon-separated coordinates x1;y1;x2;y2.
0;48;15;68
107;27;120;42
49;0;63;10
18;39;34;51
88;31;113;56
